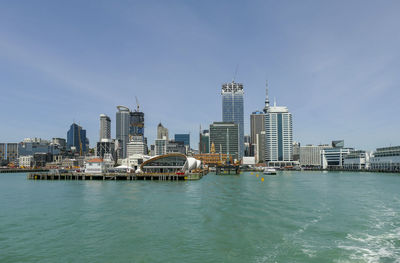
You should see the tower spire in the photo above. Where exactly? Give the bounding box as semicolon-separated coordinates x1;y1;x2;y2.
263;80;270;113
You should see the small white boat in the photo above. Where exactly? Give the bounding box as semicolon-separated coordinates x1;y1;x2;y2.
263;167;277;175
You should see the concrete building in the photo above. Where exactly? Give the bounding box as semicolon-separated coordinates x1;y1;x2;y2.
157;123;169;140
209;122;239;161
6;143;18;165
116;106;131;158
265;103;293;166
0;143;5;163
126;137;147;157
370;146;400;172
155;138;167;156
99;114;111;141
300;144;331;167
18;138;60;157
67;123;87;154
19;155;33;168
343;150;370;170
222;81;244;159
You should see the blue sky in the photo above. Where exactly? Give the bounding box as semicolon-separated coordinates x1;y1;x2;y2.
0;0;399;151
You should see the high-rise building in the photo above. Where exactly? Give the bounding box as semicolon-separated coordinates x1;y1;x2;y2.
250;111;265;160
209;122;239;160
67;123;87;154
116;106;130;158
99;114;111;141
157;123;169;140
265;103;293;165
244;135;251;156
175;134;190;148
155;139;167;156
199;129;210;154
126;136;147;156
167;140;186;154
130;111;144;139
222;81;244;159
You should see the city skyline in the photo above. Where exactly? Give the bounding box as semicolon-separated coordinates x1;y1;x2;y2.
1;1;400;150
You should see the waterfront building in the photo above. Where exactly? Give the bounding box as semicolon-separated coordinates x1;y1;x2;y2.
67;123;87;155
116;106;131;158
193;153;232;167
61;158;79;168
155;138;167;156
166;140;186;154
6;143;18;165
321;141;352;169
265;103;293;166
0;143;5;162
370;146;400;172
84;158;105;174
99;114;111;141
199;129;210;154
140;153;201;174
300;144;331;167
121;154;151;170
33;153;52;167
343;150;370;170
19;155;33;168
18;138;60;157
250;111;265;161
222;81;244;159
126;137;147;156
209;122;239;161
175;134;190;149
157;123;169;140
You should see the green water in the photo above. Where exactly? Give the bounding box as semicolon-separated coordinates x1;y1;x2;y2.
1;171;400;263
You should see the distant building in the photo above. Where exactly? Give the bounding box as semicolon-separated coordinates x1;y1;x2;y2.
155;138;167;156
222;81;244;159
67;123;87;154
250;111;265;160
370;146;400;172
99;114;111;141
343;150;370;170
85;158;106;174
33;153;52;167
0;143;5;162
116;106;131;158
321;141;352;169
52;138;66;152
300;144;331;167
19;155;33;168
18;138;60;157
175;134;190;149
199;130;210;154
130;111;144;139
126;137;147;156
194;153;232;167
157;123;169;140
167;140;186;154
209;122;239;161
265;104;293;166
6;143;18;165
96;140;115;159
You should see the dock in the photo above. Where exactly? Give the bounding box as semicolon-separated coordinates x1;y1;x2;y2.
28;170;208;181
215;165;240;175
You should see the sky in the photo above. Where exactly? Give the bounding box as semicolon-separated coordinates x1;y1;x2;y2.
0;0;399;151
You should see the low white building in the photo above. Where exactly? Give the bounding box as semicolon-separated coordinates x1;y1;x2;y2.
19;155;33;168
370;146;400;172
343;150;370;170
300;144;331;167
321;147;352;169
121;154;151;170
85;158;105;174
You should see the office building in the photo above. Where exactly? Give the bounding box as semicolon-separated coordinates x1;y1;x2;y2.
130;111;144;139
222;81;244;159
116;106;130;158
209;122;239;161
18;138;60;156
155;138;167;156
167;140;186;154
127;137;147;156
199;129;210;154
265;103;293;166
157;123;169;140
370;146;400;172
67;123;87;154
343;150;370;170
300;144;331;167
321;141;352;169
99;114;111;140
0;143;5;162
250;111;265;161
244;135;251;156
175;134;190;148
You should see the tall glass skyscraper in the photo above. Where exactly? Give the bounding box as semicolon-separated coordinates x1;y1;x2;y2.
116;106;130;158
221;81;244;159
67;123;87;154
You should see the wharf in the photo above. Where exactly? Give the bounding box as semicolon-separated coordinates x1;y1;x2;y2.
1;168;49;174
216;165;240;175
28;170;208;181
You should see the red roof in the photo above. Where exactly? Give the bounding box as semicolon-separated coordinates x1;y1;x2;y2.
87;158;103;163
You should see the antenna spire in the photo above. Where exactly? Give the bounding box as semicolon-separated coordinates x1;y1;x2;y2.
263;80;270;113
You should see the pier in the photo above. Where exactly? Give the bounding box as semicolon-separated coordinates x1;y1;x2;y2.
215;165;240;175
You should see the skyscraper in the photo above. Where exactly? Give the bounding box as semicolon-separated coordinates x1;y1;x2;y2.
116;106;130;158
265;103;293;165
130;111;144;139
222;81;244;159
67;123;87;154
199;129;210;154
174;134;190;148
209;122;239;161
250;111;265;161
99;114;111;141
157;123;169;140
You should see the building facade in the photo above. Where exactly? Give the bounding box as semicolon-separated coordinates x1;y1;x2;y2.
343;150;370;170
370;146;400;172
155;139;167;156
199;130;210;154
250;111;265;162
157;123;169;140
116;106;131;158
299;145;331;167
167;140;186;154
99;114;111;141
209;122;239;161
130;111;144;140
126;138;147;157
67;123;87;154
0;143;5;163
265;105;293;165
6;143;18;165
174;134;190;149
222;81;244;159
